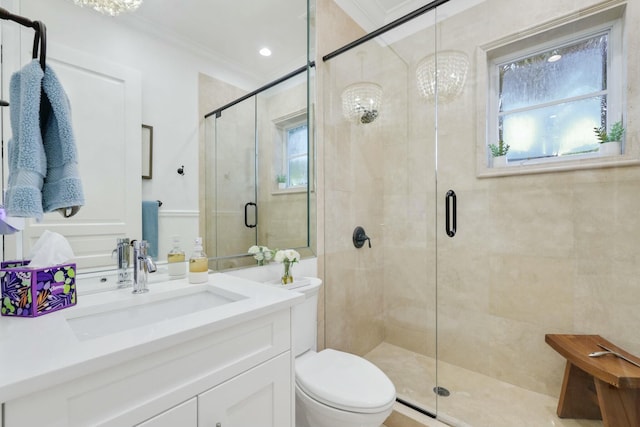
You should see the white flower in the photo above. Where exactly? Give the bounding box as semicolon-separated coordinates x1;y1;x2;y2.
275;249;300;263
248;245;274;264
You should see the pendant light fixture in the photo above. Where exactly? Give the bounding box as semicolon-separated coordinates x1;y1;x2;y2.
73;0;143;16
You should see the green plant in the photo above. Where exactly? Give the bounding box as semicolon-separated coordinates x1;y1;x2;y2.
276;174;286;183
594;121;624;143
489;140;510;157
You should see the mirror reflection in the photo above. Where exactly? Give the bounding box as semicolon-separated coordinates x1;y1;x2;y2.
0;0;315;278
203;69;315;271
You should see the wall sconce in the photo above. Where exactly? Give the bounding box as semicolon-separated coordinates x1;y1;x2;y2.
341;51;383;125
416;50;469;103
341;81;383;124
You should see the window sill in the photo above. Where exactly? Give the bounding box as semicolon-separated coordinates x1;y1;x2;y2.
477;153;640;178
271;187;310;196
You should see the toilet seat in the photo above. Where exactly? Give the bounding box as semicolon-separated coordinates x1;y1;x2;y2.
295;349;396;414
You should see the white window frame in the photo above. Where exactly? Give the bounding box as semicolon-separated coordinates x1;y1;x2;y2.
273;109;308;190
478;5;632;177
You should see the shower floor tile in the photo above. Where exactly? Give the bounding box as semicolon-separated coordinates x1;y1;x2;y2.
365;342;603;427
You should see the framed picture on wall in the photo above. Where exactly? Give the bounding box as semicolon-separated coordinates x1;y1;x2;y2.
142;124;153;179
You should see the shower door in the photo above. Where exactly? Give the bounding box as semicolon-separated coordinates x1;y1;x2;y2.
205;97;258;270
321;6;440;416
434;0;637;425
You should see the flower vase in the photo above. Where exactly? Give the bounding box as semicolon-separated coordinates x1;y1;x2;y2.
282;261;294;285
599;141;621;156
492;155;507;168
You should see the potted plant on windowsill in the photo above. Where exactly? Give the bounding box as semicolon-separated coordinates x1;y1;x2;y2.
489;140;510;168
594;121;624;156
276;174;287;190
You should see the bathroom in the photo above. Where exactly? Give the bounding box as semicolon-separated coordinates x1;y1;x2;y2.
2;0;640;426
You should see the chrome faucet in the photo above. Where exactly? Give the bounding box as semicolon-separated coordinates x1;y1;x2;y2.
112;238;132;287
132;240;157;294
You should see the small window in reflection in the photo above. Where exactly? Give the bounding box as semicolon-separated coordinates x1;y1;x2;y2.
286;123;308;187
274;109;308;190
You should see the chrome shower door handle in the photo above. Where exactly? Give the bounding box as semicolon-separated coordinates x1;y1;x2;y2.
445;190;456;237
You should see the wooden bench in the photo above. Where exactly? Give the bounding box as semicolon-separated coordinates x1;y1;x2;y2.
545;334;640;427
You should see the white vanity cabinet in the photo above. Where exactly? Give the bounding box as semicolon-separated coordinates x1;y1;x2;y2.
3;309;293;427
135;352;291;427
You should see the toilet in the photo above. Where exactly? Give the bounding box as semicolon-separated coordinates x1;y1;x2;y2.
286;278;396;427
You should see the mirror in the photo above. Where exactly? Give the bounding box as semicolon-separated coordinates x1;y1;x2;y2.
0;0;315;275
202;68;316;270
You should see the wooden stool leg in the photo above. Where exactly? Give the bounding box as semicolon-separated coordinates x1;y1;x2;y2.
557;361;602;419
594;378;640;427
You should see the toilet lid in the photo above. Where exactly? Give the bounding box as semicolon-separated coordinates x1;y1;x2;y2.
296;349;396;413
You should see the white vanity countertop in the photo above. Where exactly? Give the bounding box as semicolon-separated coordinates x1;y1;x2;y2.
0;273;303;403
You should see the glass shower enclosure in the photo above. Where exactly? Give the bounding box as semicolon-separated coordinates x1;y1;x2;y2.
204;67;314;271
322;0;638;425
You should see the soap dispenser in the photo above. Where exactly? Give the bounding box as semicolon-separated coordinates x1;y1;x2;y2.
167;235;186;279
189;237;208;284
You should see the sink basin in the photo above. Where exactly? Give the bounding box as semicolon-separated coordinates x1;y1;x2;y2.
66;289;240;341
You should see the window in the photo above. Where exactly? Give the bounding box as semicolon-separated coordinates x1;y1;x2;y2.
486;8;624;170
273;110;308;190
285;123;308;187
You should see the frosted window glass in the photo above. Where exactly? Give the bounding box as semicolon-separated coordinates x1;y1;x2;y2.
501;96;603;160
499;34;607;112
287;124;308;186
287;125;307;156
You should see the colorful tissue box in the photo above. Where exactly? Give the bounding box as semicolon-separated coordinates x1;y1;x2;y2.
0;261;77;317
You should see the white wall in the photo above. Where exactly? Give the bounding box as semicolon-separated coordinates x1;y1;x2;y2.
3;0;258;260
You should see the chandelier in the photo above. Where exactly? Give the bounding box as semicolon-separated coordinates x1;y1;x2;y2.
341;82;383;125
73;0;143;16
416;50;469;103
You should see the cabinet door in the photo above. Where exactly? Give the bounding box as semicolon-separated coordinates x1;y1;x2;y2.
136;398;197;427
198;352;291;427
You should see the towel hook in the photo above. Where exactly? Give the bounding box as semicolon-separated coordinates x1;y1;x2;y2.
177;165;185;176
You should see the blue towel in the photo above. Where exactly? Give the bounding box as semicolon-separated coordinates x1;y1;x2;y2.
142;201;159;259
41;63;85;217
5;60;47;220
5;59;84;220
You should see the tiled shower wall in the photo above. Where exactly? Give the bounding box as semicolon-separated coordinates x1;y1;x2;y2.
319;0;640;399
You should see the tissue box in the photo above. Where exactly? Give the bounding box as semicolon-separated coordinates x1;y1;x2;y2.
1;261;77;317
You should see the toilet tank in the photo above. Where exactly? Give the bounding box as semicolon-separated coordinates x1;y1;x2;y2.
290;278;322;357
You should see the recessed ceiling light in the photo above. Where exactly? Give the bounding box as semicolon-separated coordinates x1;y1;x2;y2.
259;47;272;57
548;53;562;63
